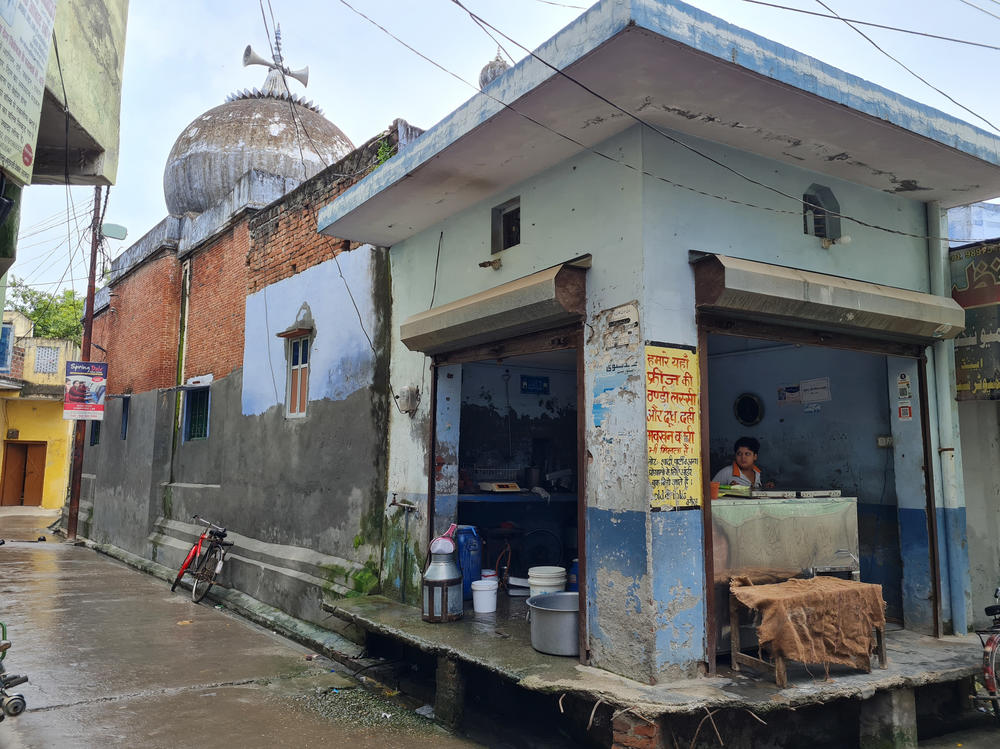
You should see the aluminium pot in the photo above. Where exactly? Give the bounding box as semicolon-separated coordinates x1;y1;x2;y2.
526;592;579;656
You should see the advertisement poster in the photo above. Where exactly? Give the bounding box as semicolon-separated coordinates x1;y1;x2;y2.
63;361;108;421
645;345;701;510
0;0;57;185
950;240;1000;400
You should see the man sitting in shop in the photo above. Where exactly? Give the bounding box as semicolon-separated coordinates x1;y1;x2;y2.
713;436;774;489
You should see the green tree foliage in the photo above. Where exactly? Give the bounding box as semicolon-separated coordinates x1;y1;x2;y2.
6;277;84;344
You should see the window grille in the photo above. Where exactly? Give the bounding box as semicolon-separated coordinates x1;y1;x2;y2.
0;324;12;373
34;346;59;374
185;388;210;440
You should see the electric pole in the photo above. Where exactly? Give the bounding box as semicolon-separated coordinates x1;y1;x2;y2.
66;185;102;541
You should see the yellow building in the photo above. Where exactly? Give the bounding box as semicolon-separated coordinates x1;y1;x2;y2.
0;311;79;509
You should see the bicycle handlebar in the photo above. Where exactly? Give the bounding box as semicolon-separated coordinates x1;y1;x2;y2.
192;515;226;533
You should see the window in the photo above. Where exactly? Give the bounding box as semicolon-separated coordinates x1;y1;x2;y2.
802;183;841;242
491;197;520;253
120;396;130;440
184;388;210;441
0;323;12;373
89;420;101;446
286;336;310;417
34;346;59;374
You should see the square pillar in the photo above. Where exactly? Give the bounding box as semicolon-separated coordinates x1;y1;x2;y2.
434;655;464;729
859;688;917;749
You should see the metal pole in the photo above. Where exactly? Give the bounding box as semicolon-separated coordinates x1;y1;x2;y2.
66;185;102;541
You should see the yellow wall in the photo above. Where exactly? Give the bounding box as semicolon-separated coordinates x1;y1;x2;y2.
0;398;74;509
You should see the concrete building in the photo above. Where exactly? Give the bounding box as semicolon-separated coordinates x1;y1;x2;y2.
0;0;129;303
0;310;79;509
80;30;422;628
317;0;1000;684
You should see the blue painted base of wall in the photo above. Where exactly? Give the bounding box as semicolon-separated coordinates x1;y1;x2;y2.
857;503;903;621
586;507;705;676
898;506;936;633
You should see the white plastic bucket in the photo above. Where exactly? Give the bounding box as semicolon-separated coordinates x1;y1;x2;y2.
481;568;497;580
471;579;498;613
528;565;566;597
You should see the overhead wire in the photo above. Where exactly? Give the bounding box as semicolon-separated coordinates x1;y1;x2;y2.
339;0;974;243
956;0;1000;22
740;0;1000;51
810;0;1000;134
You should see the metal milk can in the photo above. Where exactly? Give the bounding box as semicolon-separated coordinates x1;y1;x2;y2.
422;551;464;622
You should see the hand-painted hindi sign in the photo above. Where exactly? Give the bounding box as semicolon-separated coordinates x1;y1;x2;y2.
646;345;701;509
63;362;108;421
0;0;57;186
950;240;1000;400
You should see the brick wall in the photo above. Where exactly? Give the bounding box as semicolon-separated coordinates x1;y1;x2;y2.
247;128;398;289
182;222;249;381
11;346;24;380
91;251;182;394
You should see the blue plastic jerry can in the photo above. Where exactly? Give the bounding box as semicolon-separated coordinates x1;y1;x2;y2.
455;525;482;600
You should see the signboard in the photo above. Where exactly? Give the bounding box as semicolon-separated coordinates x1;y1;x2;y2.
645;345;701;510
950;240;1000;400
0;0;57;185
63;361;108;421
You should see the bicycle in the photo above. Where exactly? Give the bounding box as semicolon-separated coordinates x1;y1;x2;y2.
170;515;233;603
974;586;1000;718
0;622;28;721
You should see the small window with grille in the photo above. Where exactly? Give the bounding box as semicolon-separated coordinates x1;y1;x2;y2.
34;346;59;374
184;388;210;441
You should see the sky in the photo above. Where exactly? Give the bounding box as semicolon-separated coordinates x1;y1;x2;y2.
12;0;1000;297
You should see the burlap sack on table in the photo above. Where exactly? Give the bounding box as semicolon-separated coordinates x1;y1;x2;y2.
730;576;886;670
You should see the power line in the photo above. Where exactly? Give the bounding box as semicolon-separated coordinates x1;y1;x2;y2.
811;0;1000;134
446;0;969;242
740;0;1000;51
957;0;1000;22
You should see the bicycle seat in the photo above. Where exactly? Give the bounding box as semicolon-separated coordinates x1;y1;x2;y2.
986;604;1000;617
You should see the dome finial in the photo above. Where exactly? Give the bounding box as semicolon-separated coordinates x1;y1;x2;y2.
479;46;510;90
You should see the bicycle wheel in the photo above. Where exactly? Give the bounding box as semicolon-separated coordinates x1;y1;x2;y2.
171;545;198;592
191;545;221;603
985;633;1000;719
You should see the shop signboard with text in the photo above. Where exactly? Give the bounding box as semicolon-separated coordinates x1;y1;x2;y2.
0;0;57;186
950;240;1000;400
63;361;107;420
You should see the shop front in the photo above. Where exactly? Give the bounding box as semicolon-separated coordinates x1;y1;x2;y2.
691;253;967;668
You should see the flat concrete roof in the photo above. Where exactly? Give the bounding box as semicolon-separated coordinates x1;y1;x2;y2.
318;0;1000;246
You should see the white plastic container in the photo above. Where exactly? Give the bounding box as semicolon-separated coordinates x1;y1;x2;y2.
471;579;499;613
528;565;566;597
480;568;498;580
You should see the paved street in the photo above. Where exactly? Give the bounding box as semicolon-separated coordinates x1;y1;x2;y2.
0;508;477;749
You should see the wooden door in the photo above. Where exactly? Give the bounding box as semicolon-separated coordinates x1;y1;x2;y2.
1;443;27;506
22;443;46;506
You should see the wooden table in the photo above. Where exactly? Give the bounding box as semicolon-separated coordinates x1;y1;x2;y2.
729;578;887;688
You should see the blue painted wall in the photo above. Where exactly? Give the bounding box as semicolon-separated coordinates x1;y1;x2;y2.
242;251;377;416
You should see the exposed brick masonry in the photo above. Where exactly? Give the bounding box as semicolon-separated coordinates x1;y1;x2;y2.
92;251;181;394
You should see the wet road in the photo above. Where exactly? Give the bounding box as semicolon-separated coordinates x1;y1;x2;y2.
0;509;478;749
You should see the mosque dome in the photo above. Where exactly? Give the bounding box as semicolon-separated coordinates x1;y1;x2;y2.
479;50;510;90
163;32;354;216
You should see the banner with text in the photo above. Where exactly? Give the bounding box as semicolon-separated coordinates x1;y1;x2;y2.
0;0;57;185
63;361;108;421
646;345;701;509
950;240;1000;400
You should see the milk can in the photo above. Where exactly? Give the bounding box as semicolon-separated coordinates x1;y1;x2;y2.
422;551;464;622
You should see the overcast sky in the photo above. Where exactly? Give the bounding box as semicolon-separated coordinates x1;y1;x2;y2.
13;0;1000;296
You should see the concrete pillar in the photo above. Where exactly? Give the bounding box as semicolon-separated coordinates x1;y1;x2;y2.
434;655;464;730
859;688;917;749
612;712;663;749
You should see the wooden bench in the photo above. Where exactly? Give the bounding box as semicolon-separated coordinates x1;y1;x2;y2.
729;578;887;688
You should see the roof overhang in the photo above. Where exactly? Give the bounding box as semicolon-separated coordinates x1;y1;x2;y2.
400;265;586;355
691;253;966;344
319;0;1000;247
